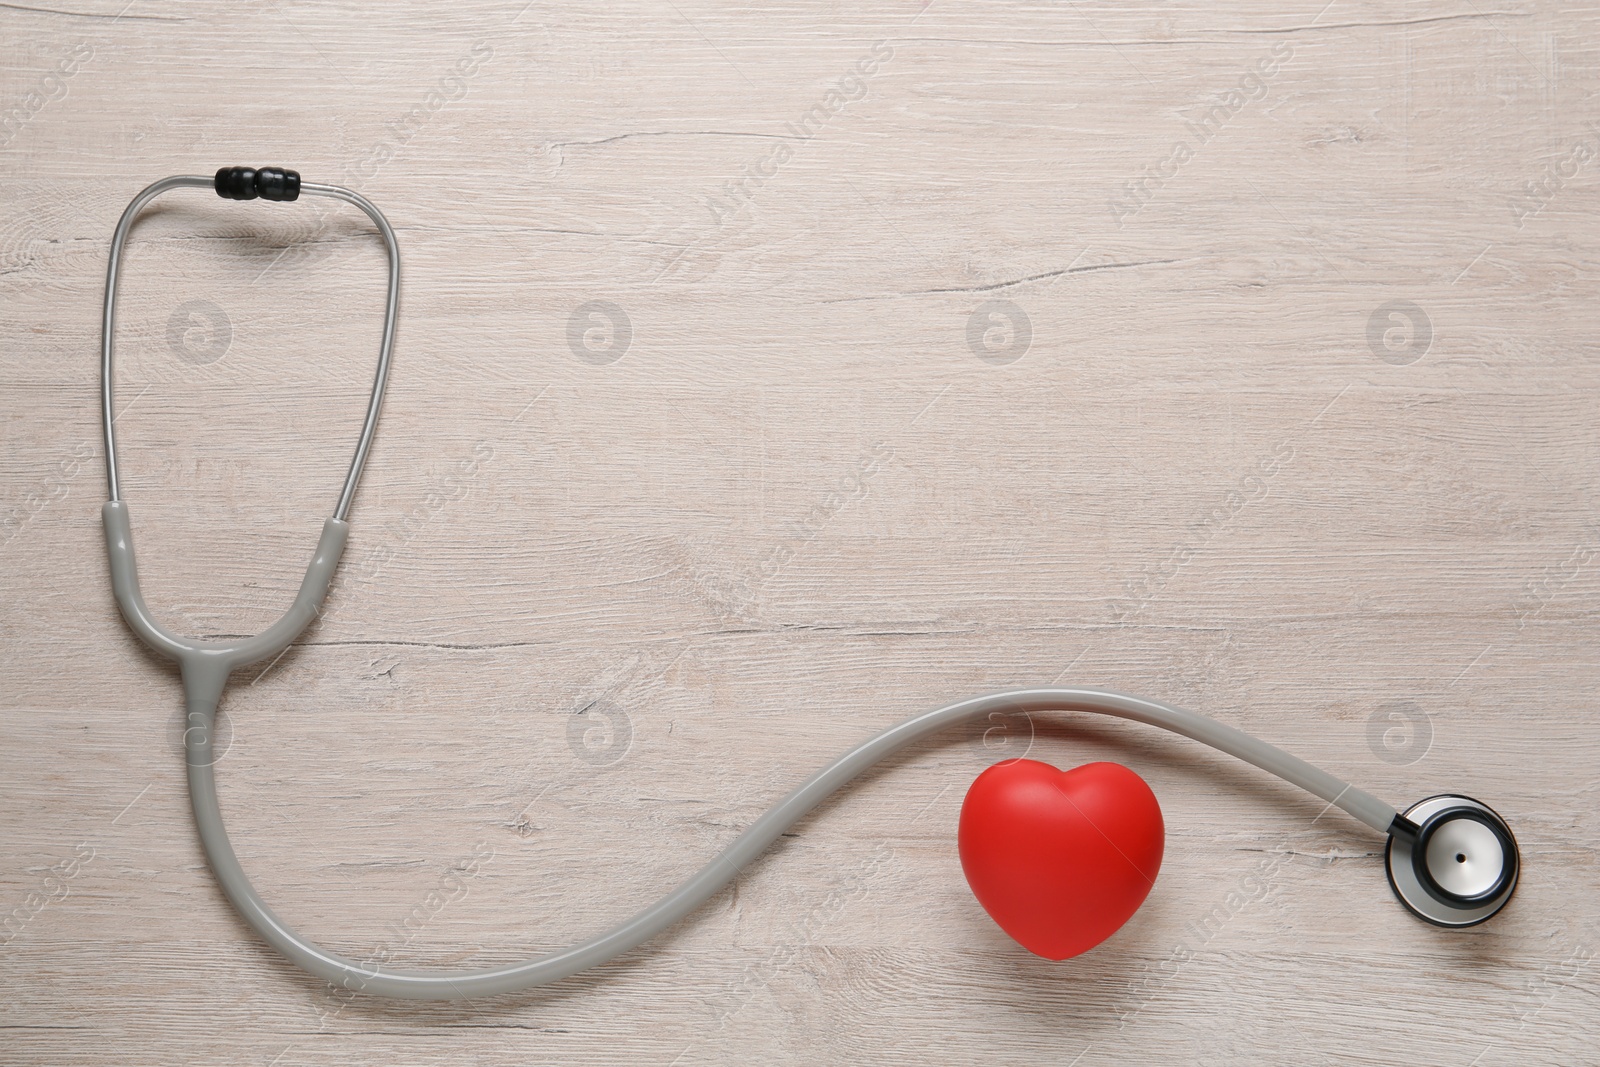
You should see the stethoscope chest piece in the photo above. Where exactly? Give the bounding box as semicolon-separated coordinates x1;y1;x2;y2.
1386;794;1519;928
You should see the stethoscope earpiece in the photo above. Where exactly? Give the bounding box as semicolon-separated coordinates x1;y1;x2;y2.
1385;796;1519;927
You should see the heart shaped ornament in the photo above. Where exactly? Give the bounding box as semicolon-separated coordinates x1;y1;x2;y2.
958;759;1164;960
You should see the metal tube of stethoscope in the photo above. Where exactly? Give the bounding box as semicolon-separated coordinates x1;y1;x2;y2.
99;171;398;521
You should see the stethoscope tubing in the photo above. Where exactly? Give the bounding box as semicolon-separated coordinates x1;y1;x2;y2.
182;685;1396;1000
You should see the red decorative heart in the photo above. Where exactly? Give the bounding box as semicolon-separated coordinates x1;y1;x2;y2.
958;759;1164;960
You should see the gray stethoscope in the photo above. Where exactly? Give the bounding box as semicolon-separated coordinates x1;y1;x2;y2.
100;169;1520;1001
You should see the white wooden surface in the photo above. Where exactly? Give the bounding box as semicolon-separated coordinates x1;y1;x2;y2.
3;1;1599;1063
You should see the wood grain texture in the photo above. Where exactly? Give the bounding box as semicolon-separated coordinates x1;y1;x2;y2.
3;1;1598;1063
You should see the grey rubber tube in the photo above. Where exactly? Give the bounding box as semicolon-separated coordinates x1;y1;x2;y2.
176;672;1397;1001
99;172;1404;1002
113;490;1406;995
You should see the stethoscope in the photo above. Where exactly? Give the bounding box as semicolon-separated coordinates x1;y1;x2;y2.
100;169;1521;1001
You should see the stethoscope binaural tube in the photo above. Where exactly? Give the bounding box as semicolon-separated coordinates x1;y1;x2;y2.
101;168;397;521
100;169;1520;1002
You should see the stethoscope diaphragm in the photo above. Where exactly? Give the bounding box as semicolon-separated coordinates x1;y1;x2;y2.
1385;795;1519;927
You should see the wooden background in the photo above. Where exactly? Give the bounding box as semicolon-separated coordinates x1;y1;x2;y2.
3;1;1598;1063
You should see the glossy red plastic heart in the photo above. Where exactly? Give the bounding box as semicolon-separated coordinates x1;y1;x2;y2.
958;759;1164;960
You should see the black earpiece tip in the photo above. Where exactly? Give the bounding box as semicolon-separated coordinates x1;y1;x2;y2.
214;166;257;200
213;166;301;202
254;166;300;201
